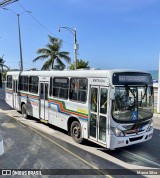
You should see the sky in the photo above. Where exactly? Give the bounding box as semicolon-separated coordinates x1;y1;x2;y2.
0;0;160;71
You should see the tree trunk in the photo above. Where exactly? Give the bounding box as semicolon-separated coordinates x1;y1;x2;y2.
52;59;54;69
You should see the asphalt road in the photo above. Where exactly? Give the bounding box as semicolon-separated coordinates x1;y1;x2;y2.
0;100;136;178
0;86;160;178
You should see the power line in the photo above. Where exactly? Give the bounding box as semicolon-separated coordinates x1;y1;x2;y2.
17;2;72;46
17;2;55;36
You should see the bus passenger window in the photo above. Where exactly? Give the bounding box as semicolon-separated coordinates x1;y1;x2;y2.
20;76;29;91
53;78;69;99
78;90;87;102
29;76;39;94
6;75;12;89
70;78;88;103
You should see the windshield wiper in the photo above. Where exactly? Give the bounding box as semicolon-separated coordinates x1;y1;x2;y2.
142;85;147;99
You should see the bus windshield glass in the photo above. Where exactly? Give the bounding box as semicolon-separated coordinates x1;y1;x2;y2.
112;86;153;122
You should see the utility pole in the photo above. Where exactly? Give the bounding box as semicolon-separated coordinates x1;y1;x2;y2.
17;14;23;71
3;8;31;71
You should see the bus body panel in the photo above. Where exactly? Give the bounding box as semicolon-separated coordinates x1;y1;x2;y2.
27;94;39;118
5;89;13;108
5;70;153;149
48;97;89;132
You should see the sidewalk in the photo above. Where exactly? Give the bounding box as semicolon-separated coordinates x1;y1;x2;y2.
153;114;160;126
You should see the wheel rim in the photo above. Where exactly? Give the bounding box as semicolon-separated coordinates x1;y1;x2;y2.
72;124;80;139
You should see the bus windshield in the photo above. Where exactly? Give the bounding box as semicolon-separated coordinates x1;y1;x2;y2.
112;86;153;122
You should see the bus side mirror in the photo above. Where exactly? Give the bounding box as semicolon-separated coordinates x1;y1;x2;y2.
110;87;115;100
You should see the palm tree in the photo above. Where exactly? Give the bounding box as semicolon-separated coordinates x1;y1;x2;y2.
33;35;71;70
0;55;9;72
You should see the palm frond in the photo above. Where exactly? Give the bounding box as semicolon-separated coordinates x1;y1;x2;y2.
58;52;71;64
48;35;57;43
41;58;54;70
56;57;65;68
56;39;62;49
59;51;70;55
37;48;51;55
3;64;9;69
33;54;49;62
46;44;59;52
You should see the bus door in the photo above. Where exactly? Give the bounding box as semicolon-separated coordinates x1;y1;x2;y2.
89;86;108;144
13;79;18;109
40;82;49;121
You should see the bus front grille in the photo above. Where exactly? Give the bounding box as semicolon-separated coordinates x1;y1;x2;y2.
129;136;143;142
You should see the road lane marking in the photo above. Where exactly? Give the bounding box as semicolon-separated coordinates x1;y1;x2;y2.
121;149;160;167
15;119;26;127
0;108;112;178
29;126;112;178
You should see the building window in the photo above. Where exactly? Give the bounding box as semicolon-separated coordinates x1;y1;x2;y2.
29;76;39;94
20;76;29;91
6;75;12;89
69;78;88;103
53;78;69;99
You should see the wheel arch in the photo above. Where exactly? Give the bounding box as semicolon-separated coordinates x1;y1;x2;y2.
21;102;26;112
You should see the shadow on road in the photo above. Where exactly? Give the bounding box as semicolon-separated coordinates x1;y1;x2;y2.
0;99;13;110
100;129;160;168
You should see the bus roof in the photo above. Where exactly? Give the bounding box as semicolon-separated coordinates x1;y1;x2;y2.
6;69;150;78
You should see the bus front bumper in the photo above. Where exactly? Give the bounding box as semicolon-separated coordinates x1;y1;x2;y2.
109;129;153;149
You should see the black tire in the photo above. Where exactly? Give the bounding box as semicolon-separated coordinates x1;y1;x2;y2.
70;121;83;144
21;104;28;119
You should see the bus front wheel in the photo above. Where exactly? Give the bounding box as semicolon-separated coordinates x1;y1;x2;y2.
22;104;28;119
70;121;83;144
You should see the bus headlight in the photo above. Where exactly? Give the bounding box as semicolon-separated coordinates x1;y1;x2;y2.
111;127;124;137
147;122;153;132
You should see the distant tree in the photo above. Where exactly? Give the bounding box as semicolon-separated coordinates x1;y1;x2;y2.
52;65;65;70
29;68;37;71
33;35;71;70
10;68;19;71
69;59;90;70
2;70;7;81
0;55;9;72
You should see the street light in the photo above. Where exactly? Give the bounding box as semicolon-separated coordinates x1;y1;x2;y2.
0;0;18;7
3;8;31;71
59;27;78;70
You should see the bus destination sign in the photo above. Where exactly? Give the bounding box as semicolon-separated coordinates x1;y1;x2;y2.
113;72;152;85
119;75;149;83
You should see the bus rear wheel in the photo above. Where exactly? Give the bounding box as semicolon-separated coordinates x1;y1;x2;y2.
70;121;83;144
22;104;28;119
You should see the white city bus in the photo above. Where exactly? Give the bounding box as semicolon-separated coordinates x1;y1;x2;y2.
5;69;154;149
